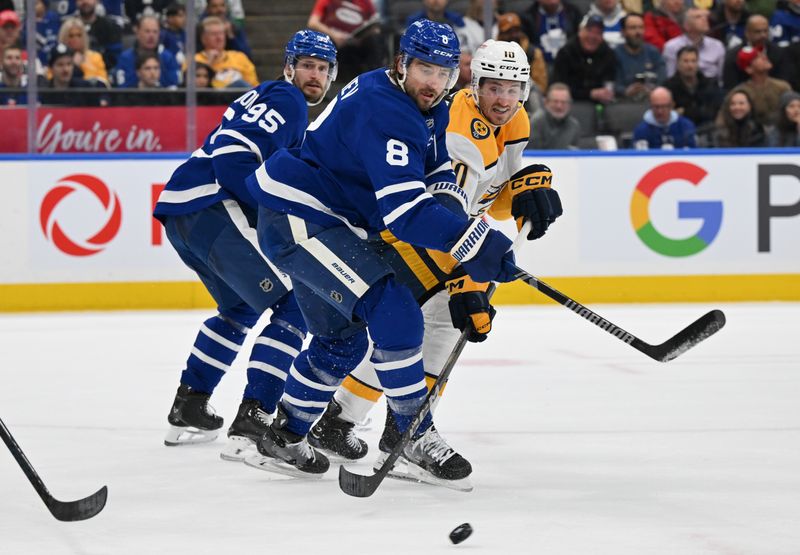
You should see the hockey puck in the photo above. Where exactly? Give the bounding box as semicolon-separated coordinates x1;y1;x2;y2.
449;523;473;544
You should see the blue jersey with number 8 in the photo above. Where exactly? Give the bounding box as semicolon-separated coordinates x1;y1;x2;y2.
246;69;467;252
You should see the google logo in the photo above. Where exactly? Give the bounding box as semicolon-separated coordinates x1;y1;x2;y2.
630;162;723;257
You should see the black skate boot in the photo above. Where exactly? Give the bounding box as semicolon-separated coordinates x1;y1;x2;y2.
375;411;473;492
164;384;223;446
308;399;368;460
220;399;273;462
245;406;330;478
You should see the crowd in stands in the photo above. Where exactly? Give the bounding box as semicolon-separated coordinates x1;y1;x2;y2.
1;0;799;149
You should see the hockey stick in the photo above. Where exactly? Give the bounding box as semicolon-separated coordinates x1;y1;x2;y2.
506;266;726;362
0;417;108;521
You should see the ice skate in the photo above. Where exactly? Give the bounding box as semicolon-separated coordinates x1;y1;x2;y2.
244;407;329;478
308;399;368;461
164;384;223;446
220;399;274;462
374;411;473;492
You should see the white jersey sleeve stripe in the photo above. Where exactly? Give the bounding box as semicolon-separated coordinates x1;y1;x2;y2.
213;129;264;163
300;237;371;297
222;199;293;290
158;183;221;204
375;181;425;199
212;144;252;157
425;160;452;177
254;165;369;240
190;147;211;158
382;192;434;226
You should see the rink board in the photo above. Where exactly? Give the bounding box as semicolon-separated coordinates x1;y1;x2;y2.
1;149;799;311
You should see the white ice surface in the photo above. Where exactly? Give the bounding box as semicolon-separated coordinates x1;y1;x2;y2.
0;303;798;555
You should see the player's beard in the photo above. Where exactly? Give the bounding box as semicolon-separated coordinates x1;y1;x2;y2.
301;79;325;104
408;83;441;111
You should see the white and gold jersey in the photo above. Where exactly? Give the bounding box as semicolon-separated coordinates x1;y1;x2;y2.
446;88;530;219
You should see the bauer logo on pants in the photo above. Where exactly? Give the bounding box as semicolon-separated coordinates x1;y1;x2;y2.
40;174;122;256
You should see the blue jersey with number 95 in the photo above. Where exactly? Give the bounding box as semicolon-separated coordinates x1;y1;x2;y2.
154;80;307;219
245;68;467;252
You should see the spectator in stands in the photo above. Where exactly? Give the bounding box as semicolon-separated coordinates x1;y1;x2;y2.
193;61;214;88
614;12;665;101
709;0;749;49
663;8;725;83
462;0;498;53
713;88;766;146
124;0;171;22
643;0;683;51
204;0;251;59
584;0;627;48
195;0;245;28
770;0;800;47
114;15;180;88
406;0;470;52
552;15;616;104
75;0;123;69
454;46;472;91
732;46;792;127
135;51;161;88
632;86;697;148
665;45;722;131
517;0;583;64
0;9;21;61
528;82;580;149
307;0;385;82
722;15;786;89
22;0;61;67
59;17;109;85
0;44;32;105
161;2;186;66
196;16;257;88
42;42;108;106
497;12;548;94
767;90;800;147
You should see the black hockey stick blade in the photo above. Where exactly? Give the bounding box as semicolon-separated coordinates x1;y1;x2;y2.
45;485;108;522
509;264;726;362
339;462;392;498
1;417;108;521
637;309;726;363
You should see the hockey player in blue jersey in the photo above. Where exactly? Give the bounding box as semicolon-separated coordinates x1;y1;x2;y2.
153;30;337;457
243;19;518;486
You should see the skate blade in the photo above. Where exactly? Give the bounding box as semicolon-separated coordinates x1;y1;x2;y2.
243;453;325;480
164;425;220;446
219;435;257;461
374;453;473;493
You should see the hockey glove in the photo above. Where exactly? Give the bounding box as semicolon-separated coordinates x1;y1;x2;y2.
507;164;563;240
449;217;517;283
446;276;495;343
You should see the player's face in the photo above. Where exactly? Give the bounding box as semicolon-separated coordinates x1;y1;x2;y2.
403;59;453;111
292;56;331;104
478;78;522;126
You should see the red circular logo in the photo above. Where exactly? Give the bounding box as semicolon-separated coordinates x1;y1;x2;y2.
40;174;122;256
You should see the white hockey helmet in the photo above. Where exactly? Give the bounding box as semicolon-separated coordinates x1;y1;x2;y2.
470;40;531;105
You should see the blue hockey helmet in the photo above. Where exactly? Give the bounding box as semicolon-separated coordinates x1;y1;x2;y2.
284;30;338;105
399;19;460;69
396;19;460;106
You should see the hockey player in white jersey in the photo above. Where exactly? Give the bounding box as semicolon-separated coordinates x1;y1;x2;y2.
308;39;563;487
153;31;337;456
243;21;521;486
